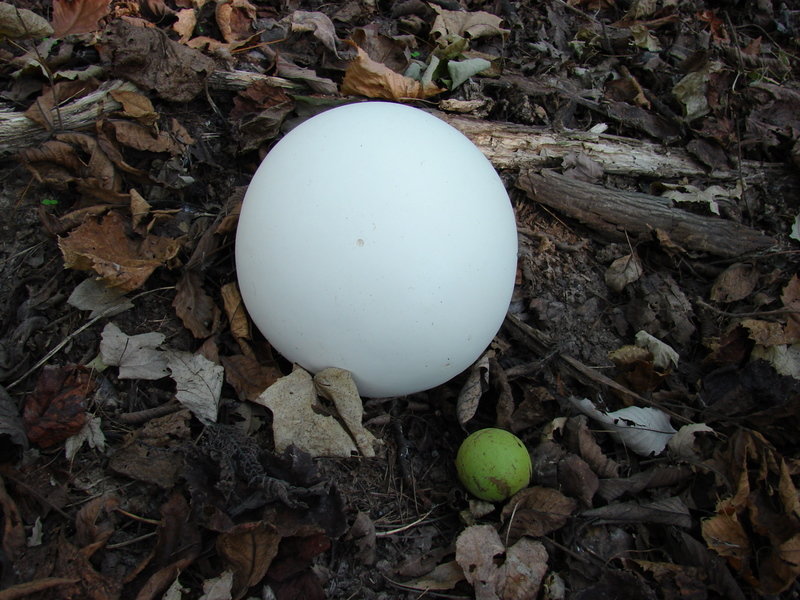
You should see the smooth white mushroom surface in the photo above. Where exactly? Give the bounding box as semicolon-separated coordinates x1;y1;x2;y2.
235;101;517;397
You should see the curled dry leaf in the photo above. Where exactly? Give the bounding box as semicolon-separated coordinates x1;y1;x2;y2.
501;486;576;539
59;211;182;292
635;330;679;370
342;45;444;101
216;0;257;44
217;521;281;600
0;2;54;38
570;397;677;456
455;524;549;600
109;90;158;127
457;352;491;427
173;270;219;339
314;367;379;457
430;6;509;43
221;282;251;343
290;10;340;57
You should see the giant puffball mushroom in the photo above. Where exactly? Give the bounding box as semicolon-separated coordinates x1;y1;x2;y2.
235;102;517;397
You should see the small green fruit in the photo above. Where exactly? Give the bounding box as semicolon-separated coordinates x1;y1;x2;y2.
455;428;532;501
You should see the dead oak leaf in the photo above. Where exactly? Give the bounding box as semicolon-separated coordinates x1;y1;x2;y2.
59;211;182;292
216;0;257;44
0;3;54;39
52;0;111;37
109;89;158;127
173;270;219;338
501;486;576;539
341;45;444;101
22;365;94;448
217;522;281;600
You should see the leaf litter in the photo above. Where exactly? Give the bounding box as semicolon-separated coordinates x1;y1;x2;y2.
0;0;799;599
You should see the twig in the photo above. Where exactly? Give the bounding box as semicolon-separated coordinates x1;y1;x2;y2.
7;286;175;390
375;508;435;537
696;298;800;318
116;400;183;425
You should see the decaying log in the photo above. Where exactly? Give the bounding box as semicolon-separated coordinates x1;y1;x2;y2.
1;71;787;184
435;111;784;182
517;169;775;258
0;80;138;157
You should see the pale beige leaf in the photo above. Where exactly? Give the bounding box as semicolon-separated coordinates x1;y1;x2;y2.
67;277;133;319
455;525;503;600
314;368;379;457
254;368;358;458
99;322;169;380
166;350;223;424
499;538;548;600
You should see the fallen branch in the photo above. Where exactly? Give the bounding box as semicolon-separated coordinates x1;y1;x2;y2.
1;72;788;185
516;169;775;258
0;80;137;157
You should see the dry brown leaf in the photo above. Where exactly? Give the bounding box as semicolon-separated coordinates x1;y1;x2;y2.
290;10;340;57
130;188;151;232
0;3;54;38
0;476;26;562
341;45;444;101
172;270;219;338
740;318;790;347
24;80;100;130
109;89;158;128
605;252;644;293
430;6;509;43
109;120;183;154
781;274;800;342
456;525;504;600
710;263;759;303
457;352;490;427
400;561;465;591
221;282;251;343
103;20;215;103
74;494;119;553
216;0;256;43
59;211;182;291
501;487;576;539
222;354;282;402
52;0;111;37
172;8;197;43
702;430;800;594
217;522;281;600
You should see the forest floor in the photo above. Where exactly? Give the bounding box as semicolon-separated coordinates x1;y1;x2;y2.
1;0;800;599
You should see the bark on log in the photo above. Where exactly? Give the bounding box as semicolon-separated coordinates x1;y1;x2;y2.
0;80;138;157
517;169;775;258
1;71;787;186
435;111;784;182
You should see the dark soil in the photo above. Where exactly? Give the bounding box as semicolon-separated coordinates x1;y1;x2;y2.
1;1;800;599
